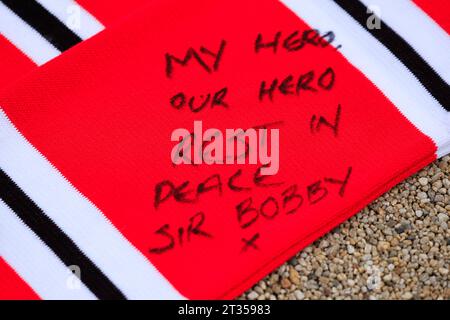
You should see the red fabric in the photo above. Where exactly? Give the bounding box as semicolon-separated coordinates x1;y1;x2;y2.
0;35;35;89
0;258;40;300
75;0;150;26
0;0;437;299
0;0;150;89
414;0;450;34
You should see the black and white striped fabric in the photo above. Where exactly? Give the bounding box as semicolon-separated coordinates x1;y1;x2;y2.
0;0;104;65
0;110;185;300
0;0;449;300
333;0;449;110
282;0;450;157
0;0;186;300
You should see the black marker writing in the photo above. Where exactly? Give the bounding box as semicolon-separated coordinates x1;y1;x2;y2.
170;87;229;112
241;233;260;252
149;211;212;254
255;29;335;54
259;67;335;102
235;166;353;229
165;40;226;78
310;104;342;137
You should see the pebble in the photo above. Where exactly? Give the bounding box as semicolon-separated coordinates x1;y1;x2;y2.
383;274;392;282
437;213;448;223
417;192;428;199
247;291;258;300
347;244;355;254
294;290;305;300
281;278;291;289
377;241;390;252
402;292;413;300
438;268;448;276
289;268;301;285
242;159;450;300
418;177;429;186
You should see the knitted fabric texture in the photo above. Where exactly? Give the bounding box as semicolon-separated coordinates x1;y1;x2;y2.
0;0;449;299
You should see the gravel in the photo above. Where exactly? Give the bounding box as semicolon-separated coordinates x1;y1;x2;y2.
241;156;450;300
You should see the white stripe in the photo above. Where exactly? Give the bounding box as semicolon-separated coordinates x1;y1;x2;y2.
280;0;450;158
0;199;97;300
0;109;185;300
0;1;60;65
359;0;450;85
35;0;104;40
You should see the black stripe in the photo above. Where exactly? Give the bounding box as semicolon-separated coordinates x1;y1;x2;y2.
1;0;82;52
333;0;450;111
0;169;126;300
